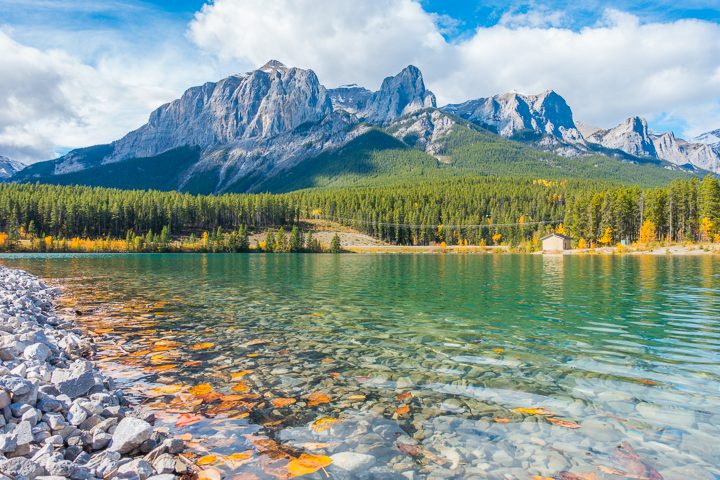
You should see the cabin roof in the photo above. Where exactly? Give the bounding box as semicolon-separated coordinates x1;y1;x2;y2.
540;233;571;241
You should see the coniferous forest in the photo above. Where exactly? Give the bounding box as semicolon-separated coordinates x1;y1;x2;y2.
0;175;719;252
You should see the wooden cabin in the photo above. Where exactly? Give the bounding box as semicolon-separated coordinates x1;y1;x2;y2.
541;233;572;251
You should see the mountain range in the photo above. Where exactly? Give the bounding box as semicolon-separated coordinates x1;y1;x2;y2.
0;156;24;179
8;60;720;193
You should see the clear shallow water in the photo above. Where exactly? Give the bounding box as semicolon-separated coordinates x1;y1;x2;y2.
1;253;719;479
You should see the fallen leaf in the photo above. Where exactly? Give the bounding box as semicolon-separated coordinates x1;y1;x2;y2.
347;394;366;401
287;453;332;478
176;413;204;428
512;407;553;416
197;455;219;466
128;349;151;357
230;370;253;380
633;379;658;385
547;417;581;429
190;343;215;351
271;397;296;408
492;347;505;353
311;417;338;432
226;451;253;461
246;353;260;357
307;391;331;406
397;442;421;456
321;358;334;363
395;405;410;416
231;382;251;393
149;384;186;396
245;339;271;346
329;372;340;379
396;392;413;401
532;477;555;480
493;417;511;423
189;384;214;396
178;433;193;441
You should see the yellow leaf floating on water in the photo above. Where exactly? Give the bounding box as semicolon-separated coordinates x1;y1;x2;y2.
231;382;250;393
128;349;151;357
307;391;331;406
547;417;581;429
533;476;555;480
226;451;253;461
492;347;505;354
230;370;253;380
190;342;215;351
287;453;332;478
197;455;219;466
189;384;214;396
271;397;296;408
512;407;553;416
149;384;185;395
311;417;338;432
396;391;413;401
395;405;410;416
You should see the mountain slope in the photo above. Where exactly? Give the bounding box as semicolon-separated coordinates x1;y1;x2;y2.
9;60;709;194
254;124;691;193
0;156;25;179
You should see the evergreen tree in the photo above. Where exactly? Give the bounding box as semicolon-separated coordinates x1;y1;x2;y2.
329;233;342;253
289;226;303;252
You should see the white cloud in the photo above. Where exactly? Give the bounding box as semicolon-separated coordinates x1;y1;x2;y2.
189;1;720;137
0;24;224;163
1;0;719;162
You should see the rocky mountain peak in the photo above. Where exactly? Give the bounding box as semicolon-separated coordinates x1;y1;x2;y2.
362;65;436;125
441;89;585;150
106;61;332;163
259;60;288;74
587;116;656;158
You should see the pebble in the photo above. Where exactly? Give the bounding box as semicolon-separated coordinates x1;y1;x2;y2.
0;267;184;479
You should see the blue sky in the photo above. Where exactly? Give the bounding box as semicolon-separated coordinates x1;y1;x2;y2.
1;0;719;161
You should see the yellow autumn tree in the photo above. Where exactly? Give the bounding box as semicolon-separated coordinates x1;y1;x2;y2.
492;233;503;245
599;227;613;245
639;219;657;244
577;238;587;249
700;217;715;242
555;224;567;236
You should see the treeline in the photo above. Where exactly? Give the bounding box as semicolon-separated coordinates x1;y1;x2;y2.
1;176;719;250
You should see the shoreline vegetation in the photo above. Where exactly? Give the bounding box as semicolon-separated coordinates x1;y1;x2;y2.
2;173;720;255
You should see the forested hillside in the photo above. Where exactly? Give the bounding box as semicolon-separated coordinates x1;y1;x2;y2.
1;175;719;251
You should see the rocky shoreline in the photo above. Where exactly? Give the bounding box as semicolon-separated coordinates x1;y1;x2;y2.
0;267;185;480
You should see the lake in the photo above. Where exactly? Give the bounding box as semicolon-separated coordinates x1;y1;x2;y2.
1;253;719;479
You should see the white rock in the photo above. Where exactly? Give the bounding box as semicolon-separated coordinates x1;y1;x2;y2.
330;452;376;472
109;417;153;454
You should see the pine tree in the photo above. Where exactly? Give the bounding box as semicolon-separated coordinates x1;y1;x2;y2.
265;230;276;252
289;226;303;252
329;233;342;253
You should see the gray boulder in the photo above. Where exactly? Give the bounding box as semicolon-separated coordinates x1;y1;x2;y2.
109;418;153;454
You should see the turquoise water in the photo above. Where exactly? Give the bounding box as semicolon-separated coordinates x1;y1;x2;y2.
1;253;719;479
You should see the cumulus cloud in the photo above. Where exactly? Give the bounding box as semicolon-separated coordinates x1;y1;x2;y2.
1;0;719;162
0;25;222;163
189;1;720;137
